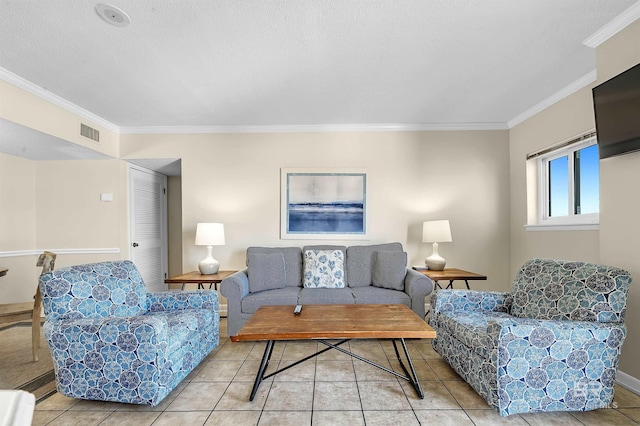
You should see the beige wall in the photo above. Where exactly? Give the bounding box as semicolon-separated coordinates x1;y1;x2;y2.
510;19;640;379
0;153;38;303
120;130;512;292
0;155;129;304
509;86;600;277
35;160;126;250
596;19;640;379
0;81;119;159
0;77;127;304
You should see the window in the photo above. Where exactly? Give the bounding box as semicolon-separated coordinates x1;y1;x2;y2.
538;136;599;226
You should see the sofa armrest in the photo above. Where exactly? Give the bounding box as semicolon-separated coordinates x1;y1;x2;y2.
431;289;511;315
404;268;432;319
220;269;249;300
147;290;219;313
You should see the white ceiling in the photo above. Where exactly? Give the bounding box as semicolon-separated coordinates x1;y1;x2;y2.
0;1;638;135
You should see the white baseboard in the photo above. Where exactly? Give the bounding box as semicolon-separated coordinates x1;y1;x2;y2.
617;370;640;395
220;303;227;317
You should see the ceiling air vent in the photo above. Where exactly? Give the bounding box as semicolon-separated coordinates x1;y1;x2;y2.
80;123;100;143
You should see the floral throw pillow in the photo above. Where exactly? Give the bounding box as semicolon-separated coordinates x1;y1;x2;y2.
303;249;346;288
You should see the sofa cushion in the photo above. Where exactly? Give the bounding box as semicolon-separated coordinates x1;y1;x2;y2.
241;287;301;314
372;251;407;290
346;243;403;287
298;288;355;305
246;247;302;287
350;286;411;307
303;245;347;259
303;249;346;288
303;244;347;283
247;252;286;293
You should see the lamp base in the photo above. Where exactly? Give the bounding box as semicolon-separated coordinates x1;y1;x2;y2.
425;242;446;270
425;254;446;271
199;256;220;275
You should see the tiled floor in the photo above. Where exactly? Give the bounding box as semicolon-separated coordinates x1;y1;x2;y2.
27;319;640;425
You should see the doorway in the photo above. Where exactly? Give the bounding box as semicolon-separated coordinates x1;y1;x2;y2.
129;165;168;292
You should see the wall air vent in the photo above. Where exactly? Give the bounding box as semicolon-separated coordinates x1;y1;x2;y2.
80;123;100;143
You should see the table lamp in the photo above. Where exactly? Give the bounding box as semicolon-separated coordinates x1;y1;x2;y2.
422;220;452;271
195;223;225;274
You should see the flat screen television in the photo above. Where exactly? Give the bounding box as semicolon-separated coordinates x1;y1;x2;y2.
592;62;640;159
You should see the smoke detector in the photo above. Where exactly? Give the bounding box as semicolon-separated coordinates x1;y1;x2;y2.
95;4;131;27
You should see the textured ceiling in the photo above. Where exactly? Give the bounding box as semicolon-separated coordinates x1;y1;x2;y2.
0;0;638;132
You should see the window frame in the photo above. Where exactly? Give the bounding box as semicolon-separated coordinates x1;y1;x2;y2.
537;136;599;227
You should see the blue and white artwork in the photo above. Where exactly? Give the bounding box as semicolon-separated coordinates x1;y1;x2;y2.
281;169;368;239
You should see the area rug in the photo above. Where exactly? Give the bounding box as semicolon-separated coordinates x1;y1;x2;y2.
0;322;56;402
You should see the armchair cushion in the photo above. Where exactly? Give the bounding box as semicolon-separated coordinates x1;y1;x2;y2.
40;261;148;321
436;310;513;359
510;258;631;322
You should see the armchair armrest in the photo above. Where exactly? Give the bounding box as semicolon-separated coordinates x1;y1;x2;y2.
487;317;626;415
489;317;627;350
147;290;219;313
45;314;170;349
431;289;511;315
43;315;175;405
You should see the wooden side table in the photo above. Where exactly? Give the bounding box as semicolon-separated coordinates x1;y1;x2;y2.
414;267;486;290
164;270;237;291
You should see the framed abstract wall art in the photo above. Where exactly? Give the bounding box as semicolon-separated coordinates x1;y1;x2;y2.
280;168;368;240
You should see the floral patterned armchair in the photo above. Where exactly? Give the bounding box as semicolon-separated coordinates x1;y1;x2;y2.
429;258;631;416
39;260;219;406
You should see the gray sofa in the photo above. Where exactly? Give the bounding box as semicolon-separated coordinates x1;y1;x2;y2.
220;242;433;337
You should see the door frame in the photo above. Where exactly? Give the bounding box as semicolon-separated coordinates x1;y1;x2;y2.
128;164;168;285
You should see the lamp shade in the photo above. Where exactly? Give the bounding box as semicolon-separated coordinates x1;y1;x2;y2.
422;220;452;243
195;223;225;246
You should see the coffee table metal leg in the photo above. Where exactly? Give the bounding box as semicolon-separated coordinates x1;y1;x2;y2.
250;340;274;401
392;338;424;399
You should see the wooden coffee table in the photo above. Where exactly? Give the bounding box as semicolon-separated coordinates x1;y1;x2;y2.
232;304;436;400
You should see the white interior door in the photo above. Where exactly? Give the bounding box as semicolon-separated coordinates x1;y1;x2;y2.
129;165;168;292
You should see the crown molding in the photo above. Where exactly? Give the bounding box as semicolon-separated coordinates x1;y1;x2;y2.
507;70;597;129
583;1;640;48
0;67;120;134
120;121;508;135
0;248;120;258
